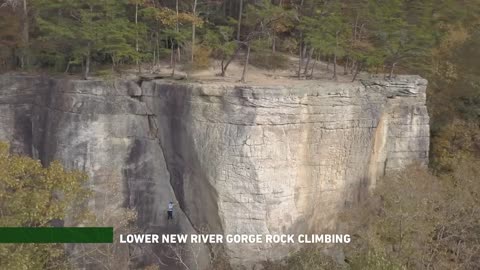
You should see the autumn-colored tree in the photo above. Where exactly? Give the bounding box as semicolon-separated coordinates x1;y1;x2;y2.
0;142;90;269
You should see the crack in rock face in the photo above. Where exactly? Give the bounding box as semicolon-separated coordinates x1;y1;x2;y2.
0;75;429;269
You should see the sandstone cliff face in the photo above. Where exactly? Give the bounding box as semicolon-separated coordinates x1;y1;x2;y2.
0;75;429;269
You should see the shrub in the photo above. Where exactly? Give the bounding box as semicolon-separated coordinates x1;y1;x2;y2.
193;46;212;70
262;248;345;270
249;52;289;70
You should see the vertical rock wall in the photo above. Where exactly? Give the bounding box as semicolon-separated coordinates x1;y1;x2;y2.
143;76;429;266
0;75;429;269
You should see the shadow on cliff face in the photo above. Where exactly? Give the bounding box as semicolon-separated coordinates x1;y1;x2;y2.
13;104;33;155
3;76;49;157
124;139;150;220
152;83;225;235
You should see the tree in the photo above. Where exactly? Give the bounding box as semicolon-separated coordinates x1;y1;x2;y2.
368;0;435;78
1;0;29;69
129;0;148;73
239;0;293;82
191;0;198;63
237;0;243;41
35;0;139;78
141;3;200;75
303;0;349;80
0;142;90;269
343;160;480;269
0;5;22;70
203;25;236;75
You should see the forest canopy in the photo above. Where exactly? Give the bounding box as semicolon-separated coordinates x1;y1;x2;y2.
0;0;478;81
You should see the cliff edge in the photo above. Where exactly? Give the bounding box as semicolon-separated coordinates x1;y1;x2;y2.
0;75;429;269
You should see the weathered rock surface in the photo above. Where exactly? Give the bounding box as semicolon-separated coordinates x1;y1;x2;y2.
0;75;429;269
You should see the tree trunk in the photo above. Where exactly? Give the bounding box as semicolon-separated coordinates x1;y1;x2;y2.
171;42;176;77
191;0;198;63
221;45;241;76
64;60;71;74
302;45;307;62
175;0;179;32
170;38;174;67
350;59;356;74
152;48;156;71
237;0;243;41
333;52;337;80
333;31;339;80
221;59;225;75
297;38;303;78
135;2;140;73
309;55;318;78
156;31;160;67
21;0;29;69
84;44;91;80
303;47;314;75
296;0;305;78
352;62;362;82
389;62;396;78
111;55;116;72
240;44;250;82
344;57;349;75
272;33;276;53
175;0;181;63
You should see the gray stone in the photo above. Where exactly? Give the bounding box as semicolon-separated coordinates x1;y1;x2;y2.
0;75;429;269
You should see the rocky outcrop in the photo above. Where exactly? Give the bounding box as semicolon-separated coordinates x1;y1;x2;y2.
0;75;429;269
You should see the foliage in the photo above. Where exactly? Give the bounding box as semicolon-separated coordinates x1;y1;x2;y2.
343;161;480;270
367;0;436;75
33;0;140;72
303;0;349;57
187;44;211;70
0;141;91;269
249;51;289;70
262;247;346;270
203;25;236;61
243;0;294;40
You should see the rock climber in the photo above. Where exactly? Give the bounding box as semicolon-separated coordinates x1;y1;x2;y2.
167;201;174;220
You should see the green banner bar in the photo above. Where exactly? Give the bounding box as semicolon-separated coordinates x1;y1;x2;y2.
0;227;114;243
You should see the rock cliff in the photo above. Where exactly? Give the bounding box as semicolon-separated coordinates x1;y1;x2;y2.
0;75;429;269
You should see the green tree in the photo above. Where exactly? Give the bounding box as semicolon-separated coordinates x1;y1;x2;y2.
203;25;236;75
239;0;293;82
303;0;349;80
35;0;138;78
368;0;435;78
0;142;90;269
1;0;30;69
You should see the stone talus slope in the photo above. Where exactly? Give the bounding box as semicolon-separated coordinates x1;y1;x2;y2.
0;75;429;269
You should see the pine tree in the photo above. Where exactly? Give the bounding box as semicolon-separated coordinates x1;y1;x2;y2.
239;0;293;82
303;0;349;80
368;0;435;78
35;0;139;78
